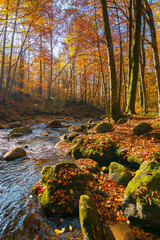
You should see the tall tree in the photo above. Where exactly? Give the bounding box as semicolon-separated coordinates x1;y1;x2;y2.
100;0;122;122
126;0;142;114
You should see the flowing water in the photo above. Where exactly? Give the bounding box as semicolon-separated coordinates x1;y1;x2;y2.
0;123;82;240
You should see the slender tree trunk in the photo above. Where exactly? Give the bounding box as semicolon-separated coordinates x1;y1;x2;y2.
100;0;122;122
39;35;43;97
94;0;109;120
139;18;147;113
0;10;8;94
142;0;160;114
126;0;141;114
128;0;133;88
48;32;53;101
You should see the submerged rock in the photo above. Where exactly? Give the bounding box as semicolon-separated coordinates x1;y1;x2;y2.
9;122;23;128
79;195;105;240
133;122;152;136
9;133;24;138
31;162;86;217
109;162;132;186
121;161;160;230
4;147;26;161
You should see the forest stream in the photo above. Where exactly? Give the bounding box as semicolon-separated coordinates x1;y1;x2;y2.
0;122;83;240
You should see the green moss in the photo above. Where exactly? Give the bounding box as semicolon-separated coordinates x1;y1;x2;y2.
133;122;152;136
96;122;112;133
109;162;132;186
127;155;142;169
79;195;105;240
126;161;160;206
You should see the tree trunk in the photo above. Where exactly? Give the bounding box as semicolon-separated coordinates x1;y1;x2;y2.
142;0;160;114
100;0;122;122
126;0;141;114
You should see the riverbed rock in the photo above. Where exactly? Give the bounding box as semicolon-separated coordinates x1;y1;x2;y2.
10;126;32;135
75;158;100;173
71;135;115;167
96;122;112;133
127;155;142;169
103;222;135;240
79;195;105;240
3;147;26;160
31;162;86;217
133;122;152;136
121;161;160;230
47;119;62;128
9;133;24;138
109;162;132;186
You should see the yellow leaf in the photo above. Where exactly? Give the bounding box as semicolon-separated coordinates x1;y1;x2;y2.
69;226;72;231
70;189;73;194
55;228;66;235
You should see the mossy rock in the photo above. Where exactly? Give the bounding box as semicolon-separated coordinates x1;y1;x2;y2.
79;195;105;240
67;132;79;142
47;119;62;128
133;122;152;136
127;155;142;169
109;162;132;186
69;125;84;132
32;162;87;217
75;158;100;173
10;126;32;135
71;135;115;167
9;133;24;138
117;118;127;125
96;122;112;133
122;161;160;230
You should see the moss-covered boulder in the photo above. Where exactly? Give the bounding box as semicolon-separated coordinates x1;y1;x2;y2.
133;122;152;136
69;125;84;132
10;126;32;135
96;122;112;133
75;158;100;173
79;195;105;240
31;162;87;217
109;162;132;186
71;135;115;167
117;118;127;125
47;119;62;128
121;161;160;229
127;155;142;169
67;132;79;142
4;147;26;160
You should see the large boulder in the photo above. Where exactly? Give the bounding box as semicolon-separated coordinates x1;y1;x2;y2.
133;122;152;136
71;135;116;167
96;122;112;133
79;195;105;240
109;162;132;186
121;161;160;230
47;119;62;128
31;162;86;217
10;126;32;135
4;147;26;161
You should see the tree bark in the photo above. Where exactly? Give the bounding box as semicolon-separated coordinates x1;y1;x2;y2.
126;0;142;114
100;0;122;122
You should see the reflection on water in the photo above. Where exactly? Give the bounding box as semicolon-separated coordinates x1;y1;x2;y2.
0;123;82;240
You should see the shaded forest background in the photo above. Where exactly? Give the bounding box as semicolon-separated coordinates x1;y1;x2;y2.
0;0;160;120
